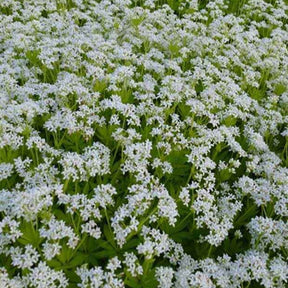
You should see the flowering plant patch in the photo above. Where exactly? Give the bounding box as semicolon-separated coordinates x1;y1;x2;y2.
0;0;288;287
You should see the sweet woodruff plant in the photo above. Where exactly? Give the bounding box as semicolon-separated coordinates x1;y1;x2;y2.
0;0;288;287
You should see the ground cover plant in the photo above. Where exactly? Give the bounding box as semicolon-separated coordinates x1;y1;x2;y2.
0;0;288;287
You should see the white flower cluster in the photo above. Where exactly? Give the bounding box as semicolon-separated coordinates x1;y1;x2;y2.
248;216;288;252
0;0;287;287
59;142;111;181
76;262;125;288
39;216;79;249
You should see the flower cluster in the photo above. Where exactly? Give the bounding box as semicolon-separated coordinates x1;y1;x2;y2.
0;0;287;287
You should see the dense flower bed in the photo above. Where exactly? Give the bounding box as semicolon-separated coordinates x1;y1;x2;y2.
0;0;288;287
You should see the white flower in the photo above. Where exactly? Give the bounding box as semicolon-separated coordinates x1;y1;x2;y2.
123;252;143;277
155;266;174;288
24;262;68;288
81;220;101;239
0;163;14;181
42;242;62;260
9;245;39;269
39;217;79;249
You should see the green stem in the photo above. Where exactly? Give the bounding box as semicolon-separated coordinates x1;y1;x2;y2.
63;179;69;192
58;130;67;147
207;244;213;257
126;206;158;243
112;143;120;164
175;210;193;230
35;147;39;165
67;234;87;262
70;214;77;232
105;209;112;235
186;164;195;185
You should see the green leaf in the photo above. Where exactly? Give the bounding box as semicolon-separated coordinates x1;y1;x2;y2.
142;266;158;288
122;238;141;250
65;270;81;284
54;208;70;222
234;204;258;228
170;230;199;242
83;182;90;194
219;169;232;181
57;244;71;264
125;278;142;288
47;259;62;268
95;238;115;251
93;249;117;259
88;254;99;266
93;79;107;93
68;252;87;268
19;221;41;247
103;224;117;248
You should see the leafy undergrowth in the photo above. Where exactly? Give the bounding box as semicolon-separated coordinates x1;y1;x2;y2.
0;0;288;287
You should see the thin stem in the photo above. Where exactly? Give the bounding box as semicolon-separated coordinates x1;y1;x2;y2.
175;210;193;230
67;234;87;263
207;245;213;258
126;206;158;243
